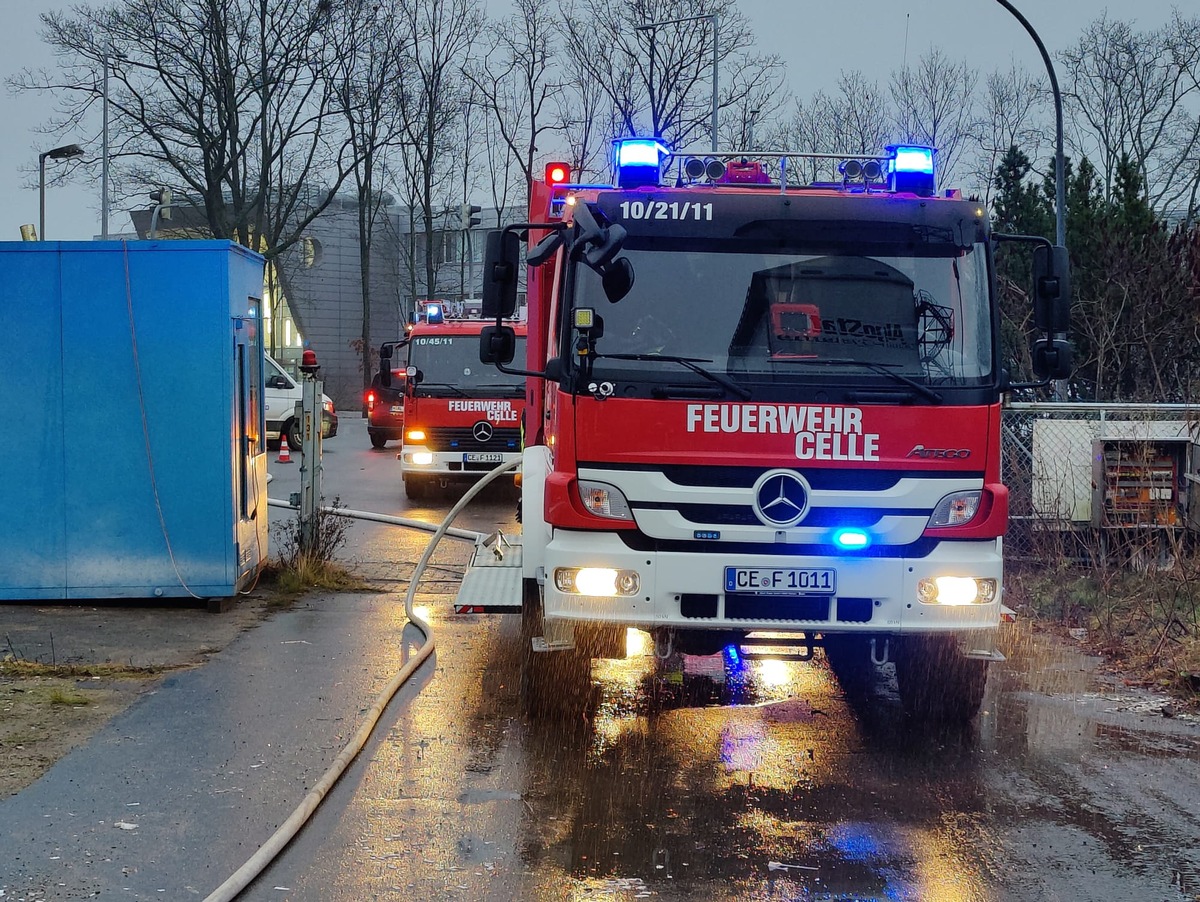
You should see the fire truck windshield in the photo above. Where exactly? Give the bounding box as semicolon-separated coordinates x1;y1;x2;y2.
410;334;526;395
572;234;992;397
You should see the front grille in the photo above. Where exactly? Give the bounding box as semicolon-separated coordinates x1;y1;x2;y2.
725;595;830;621
641;503;917;527
614;529;947;558
835;597;874;622
425;426;520;453
680;594;719;618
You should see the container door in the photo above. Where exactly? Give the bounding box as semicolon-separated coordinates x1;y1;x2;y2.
234;299;268;581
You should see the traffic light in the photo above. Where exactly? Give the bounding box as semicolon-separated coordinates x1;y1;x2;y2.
460;203;482;231
150;187;173;220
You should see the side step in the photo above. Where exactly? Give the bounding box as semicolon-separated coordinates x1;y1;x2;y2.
453;532;523;614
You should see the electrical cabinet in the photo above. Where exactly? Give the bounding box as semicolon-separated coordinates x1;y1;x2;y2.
1091;440;1186;529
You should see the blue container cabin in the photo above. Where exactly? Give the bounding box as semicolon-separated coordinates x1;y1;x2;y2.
0;240;268;601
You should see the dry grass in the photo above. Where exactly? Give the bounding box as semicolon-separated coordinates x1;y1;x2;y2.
1006;534;1200;707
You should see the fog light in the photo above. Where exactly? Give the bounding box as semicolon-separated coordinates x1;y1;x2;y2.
554;567;640;596
412;451;434;466
917;577;998;605
615;570;641;594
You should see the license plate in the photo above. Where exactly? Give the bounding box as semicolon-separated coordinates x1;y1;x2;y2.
389;404;404;414
464;452;503;463
725;567;836;594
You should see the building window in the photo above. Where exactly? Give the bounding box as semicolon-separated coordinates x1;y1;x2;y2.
302;236;324;268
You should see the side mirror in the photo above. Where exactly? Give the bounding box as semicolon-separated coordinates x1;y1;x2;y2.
482;230;520;319
378;346;392;388
406;365;422;386
528;231;564;267
573;203;627;270
1033;245;1071;332
480;325;517;365
1032;337;1073;380
602;257;635;303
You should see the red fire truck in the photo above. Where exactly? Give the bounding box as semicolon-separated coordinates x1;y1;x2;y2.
463;139;1070;721
383;308;526;500
365;341;407;449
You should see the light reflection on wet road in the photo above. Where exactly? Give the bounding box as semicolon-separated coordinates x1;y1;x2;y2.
250;436;1200;901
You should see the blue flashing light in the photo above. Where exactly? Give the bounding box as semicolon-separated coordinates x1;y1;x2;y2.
887;144;936;196
425;302;444;324
891;145;935;174
615;137;669;168
832;528;871;550
614;137;670;188
722;643;744;671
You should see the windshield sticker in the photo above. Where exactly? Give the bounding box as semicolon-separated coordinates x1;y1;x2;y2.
686;403;880;462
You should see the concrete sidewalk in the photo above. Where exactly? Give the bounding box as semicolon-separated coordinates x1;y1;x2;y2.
0;583;440;900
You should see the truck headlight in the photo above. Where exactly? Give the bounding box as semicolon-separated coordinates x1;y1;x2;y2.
928;491;981;527
577;480;633;520
411;451;434;466
554;567;641;596
917;577;997;605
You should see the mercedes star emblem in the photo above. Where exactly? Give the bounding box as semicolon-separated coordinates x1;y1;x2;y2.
752;470;811;528
472;421;494;442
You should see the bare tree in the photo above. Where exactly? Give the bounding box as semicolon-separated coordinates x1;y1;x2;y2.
465;0;564;206
14;0;363;258
717;58;789;153
559;0;783;154
780;71;891;184
1060;12;1200;215
555;68;619;182
395;0;483;305
325;0;408;395
890;48;980;190
971;65;1049;207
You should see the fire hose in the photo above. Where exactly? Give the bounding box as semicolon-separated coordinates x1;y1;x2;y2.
203;457;522;901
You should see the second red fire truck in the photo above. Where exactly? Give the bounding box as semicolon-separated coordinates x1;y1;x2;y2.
380;307;527;500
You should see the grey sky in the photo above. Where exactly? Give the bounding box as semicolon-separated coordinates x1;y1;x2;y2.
1;0;1186;241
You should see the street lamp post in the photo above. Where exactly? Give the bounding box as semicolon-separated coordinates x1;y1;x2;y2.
102;49;110;239
994;0;1066;246
635;14;719;152
38;143;85;240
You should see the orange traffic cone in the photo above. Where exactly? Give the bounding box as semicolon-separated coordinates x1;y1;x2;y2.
278;434;293;463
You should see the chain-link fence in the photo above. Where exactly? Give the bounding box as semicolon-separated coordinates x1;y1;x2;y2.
1002;403;1200;562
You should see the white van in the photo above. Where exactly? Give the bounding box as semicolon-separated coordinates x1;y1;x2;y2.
265;355;337;448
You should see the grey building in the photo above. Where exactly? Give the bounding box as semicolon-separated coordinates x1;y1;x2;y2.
131;197;513;411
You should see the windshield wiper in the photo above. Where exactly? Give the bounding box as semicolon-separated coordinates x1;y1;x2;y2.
415;382;470;398
809;358;943;404
599;353;752;400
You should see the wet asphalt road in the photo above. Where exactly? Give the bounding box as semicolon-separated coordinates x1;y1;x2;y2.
3;417;1200;901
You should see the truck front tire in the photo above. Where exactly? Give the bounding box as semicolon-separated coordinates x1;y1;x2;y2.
520;579;592;717
823;636;877;695
403;475;427;500
895;635;988;723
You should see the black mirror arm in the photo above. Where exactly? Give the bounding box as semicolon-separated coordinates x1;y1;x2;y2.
496;361;550;379
992;232;1052;249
